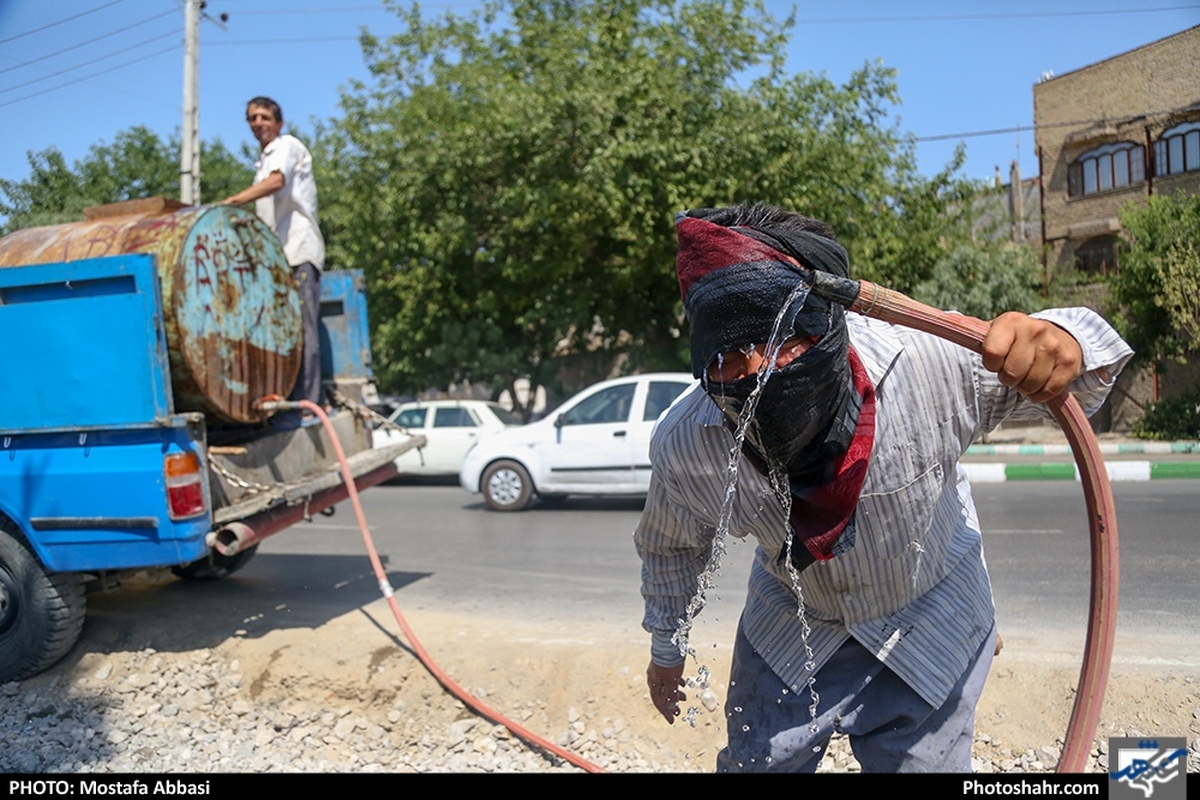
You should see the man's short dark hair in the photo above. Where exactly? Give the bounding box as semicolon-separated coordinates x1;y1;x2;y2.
246;96;283;123
687;202;835;239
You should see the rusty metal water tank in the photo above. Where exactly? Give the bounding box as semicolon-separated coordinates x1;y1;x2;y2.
0;197;302;425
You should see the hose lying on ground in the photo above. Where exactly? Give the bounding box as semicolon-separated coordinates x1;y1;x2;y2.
257;397;606;773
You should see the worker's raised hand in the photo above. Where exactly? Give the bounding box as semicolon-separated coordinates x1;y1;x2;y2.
646;661;687;724
982;312;1085;404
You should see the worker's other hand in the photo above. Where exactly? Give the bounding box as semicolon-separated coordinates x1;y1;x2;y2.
982;312;1085;404
646;661;686;724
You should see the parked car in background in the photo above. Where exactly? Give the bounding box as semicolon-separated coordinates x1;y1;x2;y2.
459;373;696;510
374;400;522;476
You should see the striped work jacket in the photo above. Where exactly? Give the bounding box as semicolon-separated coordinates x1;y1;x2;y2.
635;308;1132;707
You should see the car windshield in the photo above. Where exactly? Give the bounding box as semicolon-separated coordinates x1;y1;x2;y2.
392;408;427;428
433;407;478;427
644;381;691;421
561;383;635;425
487;404;524;426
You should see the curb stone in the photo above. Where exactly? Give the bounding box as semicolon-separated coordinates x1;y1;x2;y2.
962;460;1200;483
966;442;1199;456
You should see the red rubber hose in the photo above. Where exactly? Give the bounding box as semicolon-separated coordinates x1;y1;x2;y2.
292;400;606;773
837;281;1118;773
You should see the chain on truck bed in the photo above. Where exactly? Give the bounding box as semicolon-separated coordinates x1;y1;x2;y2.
205;396;425;526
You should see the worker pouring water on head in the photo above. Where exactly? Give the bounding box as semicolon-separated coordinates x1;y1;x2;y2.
634;202;1132;773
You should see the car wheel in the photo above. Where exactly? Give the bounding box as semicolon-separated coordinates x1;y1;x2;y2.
171;544;259;580
0;522;87;682
482;460;533;512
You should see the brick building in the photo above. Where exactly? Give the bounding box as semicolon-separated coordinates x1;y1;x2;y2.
1034;25;1200;277
1033;25;1200;428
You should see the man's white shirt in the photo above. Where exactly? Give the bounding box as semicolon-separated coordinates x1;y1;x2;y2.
255;134;325;270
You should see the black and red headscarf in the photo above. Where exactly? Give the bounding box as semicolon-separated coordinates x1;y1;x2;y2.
675;208;876;571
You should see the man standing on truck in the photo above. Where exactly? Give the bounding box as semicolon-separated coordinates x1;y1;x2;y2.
636;202;1132;773
221;96;325;411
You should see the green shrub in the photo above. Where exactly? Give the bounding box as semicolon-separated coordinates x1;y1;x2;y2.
1132;387;1200;441
1111;194;1200;369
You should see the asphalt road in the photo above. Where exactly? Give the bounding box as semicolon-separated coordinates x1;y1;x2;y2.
232;478;1199;669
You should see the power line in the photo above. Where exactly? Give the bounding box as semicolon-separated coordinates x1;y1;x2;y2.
209;36;361;45
224;3;1199;21
795;6;1200;24
233;6;388;14
0;10;177;77
915;106;1199;142
919;125;1036;142
146;4;1200;48
0;30;182;97
4;3;1194;138
0;0;128;46
0;44;179;110
228;2;477;14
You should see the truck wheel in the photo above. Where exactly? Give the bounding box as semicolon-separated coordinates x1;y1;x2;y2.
171;544;259;580
482;460;533;511
0;526;87;682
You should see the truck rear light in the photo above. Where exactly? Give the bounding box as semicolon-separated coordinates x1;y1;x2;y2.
164;452;207;519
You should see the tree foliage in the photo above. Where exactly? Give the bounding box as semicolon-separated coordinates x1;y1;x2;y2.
0;126;252;235
913;243;1044;320
1132;385;1200;441
1110;193;1200;368
317;0;978;408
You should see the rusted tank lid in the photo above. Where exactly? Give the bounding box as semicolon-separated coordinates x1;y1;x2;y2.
84;196;186;220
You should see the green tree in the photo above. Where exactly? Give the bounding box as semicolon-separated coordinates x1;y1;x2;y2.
317;0;977;412
0;126;252;235
912;243;1044;321
1110;193;1200;368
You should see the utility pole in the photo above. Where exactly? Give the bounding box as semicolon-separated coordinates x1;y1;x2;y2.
180;0;201;205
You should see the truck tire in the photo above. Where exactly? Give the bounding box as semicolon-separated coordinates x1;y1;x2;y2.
171;544;259;580
482;460;533;511
0;525;87;682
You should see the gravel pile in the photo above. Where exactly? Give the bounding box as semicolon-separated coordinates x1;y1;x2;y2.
3;647;1197;774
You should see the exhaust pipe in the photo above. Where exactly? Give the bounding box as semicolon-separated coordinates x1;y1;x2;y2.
206;460;400;556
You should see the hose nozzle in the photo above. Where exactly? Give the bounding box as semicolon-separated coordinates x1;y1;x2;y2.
805;270;863;309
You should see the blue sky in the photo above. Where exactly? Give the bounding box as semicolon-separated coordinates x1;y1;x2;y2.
1;0;1197;203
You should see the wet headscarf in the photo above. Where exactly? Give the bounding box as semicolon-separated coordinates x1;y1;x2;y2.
675;208;875;570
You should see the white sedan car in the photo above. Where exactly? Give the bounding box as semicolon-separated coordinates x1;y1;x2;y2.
374;400;522;476
459;373;696;511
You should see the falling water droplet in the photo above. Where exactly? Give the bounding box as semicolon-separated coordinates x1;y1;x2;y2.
670;281;815;668
665;280;823;732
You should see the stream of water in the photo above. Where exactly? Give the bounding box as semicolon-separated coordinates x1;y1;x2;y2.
672;280;822;732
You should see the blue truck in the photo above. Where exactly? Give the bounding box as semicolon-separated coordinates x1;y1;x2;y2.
0;200;416;682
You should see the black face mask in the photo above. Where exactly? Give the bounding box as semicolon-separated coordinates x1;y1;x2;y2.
704;311;855;485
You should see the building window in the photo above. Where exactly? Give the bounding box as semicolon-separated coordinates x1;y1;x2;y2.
1154;121;1200;177
1068;142;1145;197
1075;235;1120;276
